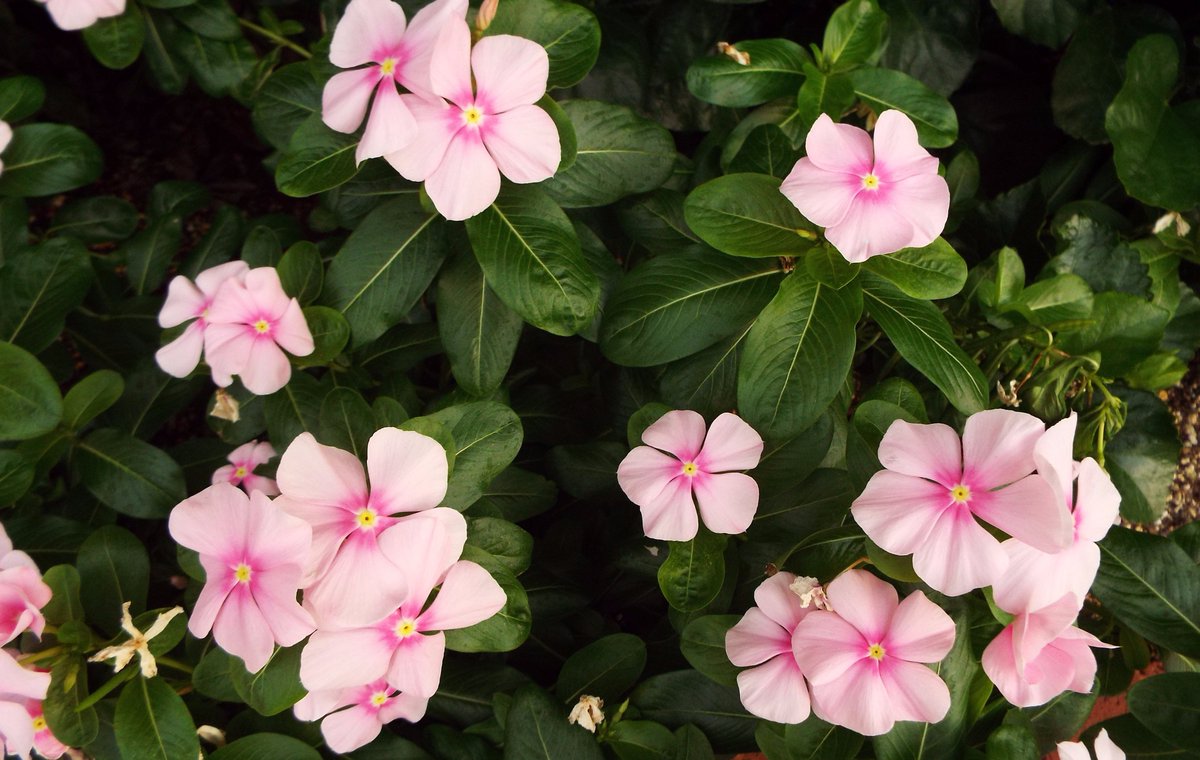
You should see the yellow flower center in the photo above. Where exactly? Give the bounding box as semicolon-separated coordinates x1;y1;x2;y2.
681;462;698;477
950;484;971;503
463;106;484;126
356;508;377;529
394;618;417;638
370;691;388;706
234;466;247;478
861;173;880;190
234;563;252;583
32;716;47;731
867;643;886;660
379;57;397;76
253;319;270;334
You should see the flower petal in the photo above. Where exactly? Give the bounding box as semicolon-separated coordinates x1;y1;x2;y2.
780;158;861;228
300;628;393;692
424;131;500;221
825;569;897;643
366;428;449;515
1074;458;1121;543
273;298;314;357
481;105;560;183
169;483;249;558
158;276;205;327
320;704;384;754
251;568;316;647
736;654;811;724
420;560;505;631
202;324;254;386
878;420;962;487
213;584;277;673
638;475;698;542
329;0;407;69
1093;728;1125;760
697;413;764;473
277;433;368;510
726;607;791;667
971;473;1071;553
238;340;293;396
617;446;681;511
791;610;868;685
385;95;460;181
885;172;950;250
642;410;708;462
880;658;951;723
472;34;549;113
155;321;205;378
911;503;1007;596
962;409;1045;488
804;114;874;175
1033;413;1077;510
356;81;418;163
428;17;473;108
993;539;1098;615
1056;740;1093;760
753;571;808;631
883;590;956;663
851;470;951;557
304;531;408;627
693;471;758;536
377;508;467;607
0;701;35;760
824;194;917;263
871;110;940;182
386;629;445;697
808;658;894;736
395;0;469;99
322;68;379;134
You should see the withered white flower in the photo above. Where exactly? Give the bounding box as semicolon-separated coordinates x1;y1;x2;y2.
89;602;184;678
788;575;832;611
567;695;605;733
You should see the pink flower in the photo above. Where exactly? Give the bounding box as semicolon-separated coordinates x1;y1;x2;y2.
617;411;764;542
294;678;428;753
203;267;314;396
992;413;1121;614
384;21;560;220
212;440;279;496
155;261;249;379
275;428;449;626
1058;728;1125;760
851;410;1072;596
791;569;956;736
168;484;316;673
725;572;813;724
0;649;50;760
300;508;504;696
781;111;950;263
0;121;11;176
0;525;51;647
33;0;123;31
26;702;66;760
323;0;467;164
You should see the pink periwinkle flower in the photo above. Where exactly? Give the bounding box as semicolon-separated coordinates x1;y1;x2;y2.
724;572;814;724
981;594;1114;708
300;508;505;696
0;121;11;176
275;428;449;626
992;413;1121;614
203;267;314;396
617;411;764;542
294;678;428;754
0;649;50;760
323;0;467;164
791;569;956;736
155;261;249;380
384;20;561;220
26;701;66;760
0;524;51;647
212;440;279;497
168;484;316;673
34;0;123;31
1058;728;1125;760
851;409;1072;596
781;110;950;263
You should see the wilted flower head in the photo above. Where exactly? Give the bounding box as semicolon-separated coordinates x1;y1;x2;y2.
34;0;124;31
788;576;831;610
155;261;249;380
89;602;185;678
212;440;279;497
567;695;605;733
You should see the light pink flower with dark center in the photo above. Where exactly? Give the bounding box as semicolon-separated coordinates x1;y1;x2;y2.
851;409;1072;596
0;649;50;760
212;440;279;497
155;261;249;380
34;0;123;31
1058;728;1125;760
781;111;950;262
617;410;765;542
294;678;428;754
0;525;51;647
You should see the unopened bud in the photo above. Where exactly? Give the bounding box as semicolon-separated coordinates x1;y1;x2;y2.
476;0;499;32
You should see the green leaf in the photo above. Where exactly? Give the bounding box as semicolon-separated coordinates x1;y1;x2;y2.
141;9;188;94
182;205;244;278
0;341;62;440
726;124;803;178
124;215;182;296
631;671;755;751
794;64;857;137
984;711;1039;760
438;249;524;396
251;60;328;151
63;370;125;430
658;529;727;612
658;322;751;418
275;115;359;198
44;660;99;747
296;305;350;366
879;0;978;96
684;174;819;258
784;718;862;759
211;734;322;760
1008;274;1093;326
83;6;145;69
178;32;257;97
0;237;93;352
471;466;557;523
609;721;678;760
444;549;531;652
0;76;45;121
114;677;200;760
76;525;150;634
600;251;782;367
192;647;244;703
738;269;861;438
485;0;600;89
264;372;325;449
230;643;308;713
543;100;676;208
673;725;714;760
823;0;888;70
0;124;103;197
277;241;324;305
466;517;533;575
861;275;988;415
849;68;959;147
679;615;740;687
556;633;648;704
1106;390;1179;523
1127;673;1200;752
49;196;139;243
863;238;967;299
1058;292;1169;377
318;387;374;458
687;39;809;107
1022;682;1097;753
75;428;187;519
991;0;1091;49
322;197;446;347
174;0;240;40
503;685;604;760
465;184;599;336
422;401;524;510
0;450;33;504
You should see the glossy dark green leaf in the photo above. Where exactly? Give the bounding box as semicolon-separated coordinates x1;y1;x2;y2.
822;0;888;70
74;428;187;518
0;124;103;197
115;677;199;760
0;237;93;352
794;64;856;138
76;525;150;634
43;660;99;747
174;0;240;40
686;39;809;107
438;250;523;396
784;717;862;759
726;124;803;178
679;615;739;687
0;76;45;121
466;517;533;576
991;0;1091;49
0;341;62;440
296;305;350;366
230;642;307;713
1106;390;1179;523
83;7;145;69
879;0;978;96
251;60;328;150
863;238;967;299
318;387;373;458
609;721;677;760
444;547;531;652
275;115;359;197
684;174;819;258
48;196;138;242
556;633;647;704
0;450;33;504
631;671;755;751
422;401;523;510
659;530;727;612
277;241;324;305
211;734;321;760
503;685;604;760
179;32;256;97
63;370;125;430
485;0;600;89
124;215;182;296
263;372;325;449
850;68;959;147
1127;673;1200;752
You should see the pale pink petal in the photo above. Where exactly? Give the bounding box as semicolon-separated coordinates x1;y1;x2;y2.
321;704;384;754
43;0;101;31
851;470;951;556
194;260;249;297
385;630;445;697
911;504;1007;596
238;340;293;396
641;410;708;462
735;655;811;724
376;508;466;606
1093;728;1125;760
0;702;34;760
420;561;504;631
971;474;1071;553
693;472;757;536
0;121;9;155
206;269;265;325
883;590;956;663
395;0;469;99
424;131;501;221
472;35;549;113
304;531;407;627
242;268;294;320
249;441;277;467
0;524;12;556
825;570;897;642
0;650;49;700
251;569;316;647
1056;635;1102;693
726;607;791;667
617;446;681;512
169;483;249;558
808;658;894;736
329;0;408;69
871;110;940;182
753;571;808;631
155;322;205;378
366;428;449;515
277;433;369;510
886;173;951;250
696;413;764;473
272;298;314;357
804;114;874;176
1013;595;1080;672
780;159;861;228
878;420;962;487
880;658;951;723
300;628;393;692
1075;458;1121;542
962;410;1045;488
241;474;280;496
202;324;254;387
213;585;277;673
791;611;868;685
158;277;205;327
1033;413;1077;510
189;560;235;638
638;475;698;542
294;687;350;722
226;441;258;465
481;105;560;183
384;95;460;181
356;82;418;164
378;692;429;723
993;539;1098;615
825;195;917;263
322;68;380;134
1056;740;1093;760
428;17;473;108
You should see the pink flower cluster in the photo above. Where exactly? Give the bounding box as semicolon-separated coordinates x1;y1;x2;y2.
155;262;314;396
322;0;561;221
169;427;506;753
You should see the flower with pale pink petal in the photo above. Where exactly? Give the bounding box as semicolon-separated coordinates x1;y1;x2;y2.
851;409;1072;596
203;267;314;396
725;572;814;724
34;0;123;31
617;411;764;542
212;440;279;496
275;428;449;626
384;20;560;220
294;679;428;753
781;110;950;263
0;121;11;177
791;569;956;736
323;0;467;164
992;413;1121;613
0;524;51;647
155;261;250;380
1058;728;1125;760
981;594;1114;708
25;701;66;760
0;649;50;760
168;484;316;673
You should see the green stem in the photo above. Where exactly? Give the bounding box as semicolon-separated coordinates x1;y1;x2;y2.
17;646;64;665
75;669;136;712
238;18;312;59
155;656;194;675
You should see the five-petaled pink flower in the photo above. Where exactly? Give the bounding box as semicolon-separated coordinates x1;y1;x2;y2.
1058;728;1125;760
34;0;123;31
725;572;813;724
24;701;65;760
0;525;51;647
212;440;279;496
617;410;764;542
851;410;1072;596
781;110;950;263
168;484;316;673
204;267;314;396
0;649;50;760
323;0;467;164
0;121;11;177
294;678;428;754
791;569;956;736
981;593;1113;707
275;428;449;626
155;261;249;380
384;20;560;220
992;413;1121;614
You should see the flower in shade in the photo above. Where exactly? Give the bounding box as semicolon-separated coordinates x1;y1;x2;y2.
791;569;956;736
34;0;123;31
781;110;950;263
212;440;279;496
992;413;1121;614
851;410;1072;596
384;20;560;220
617;411;764;542
299;507;505;696
0;649;50;760
0;525;51;647
155;261;249;380
0;121;11;176
275;428;449;626
203;267;314;396
323;0;467;164
725;572;814;724
294;679;428;754
981;594;1114;707
1058;728;1125;760
168;484;316;673
25;701;66;760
